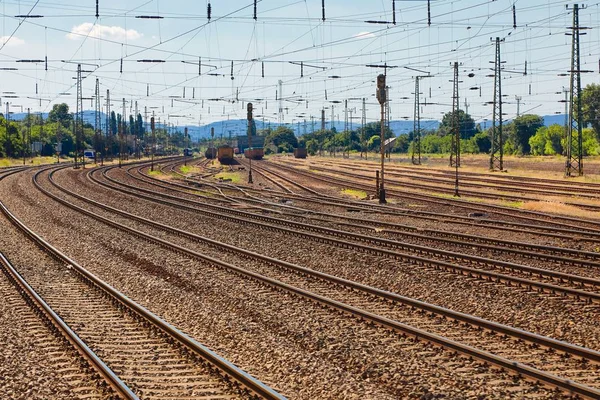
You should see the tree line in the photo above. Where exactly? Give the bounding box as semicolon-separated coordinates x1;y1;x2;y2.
0;103;191;159
260;83;600;157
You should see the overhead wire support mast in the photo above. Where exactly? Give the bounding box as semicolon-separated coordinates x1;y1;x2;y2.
490;37;505;172
75;64;83;169
412;75;429;165
449;62;461;169
565;3;591;177
94;78;101;165
449;62;461;197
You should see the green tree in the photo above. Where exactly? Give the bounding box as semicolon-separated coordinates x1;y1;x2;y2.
48;103;73;128
511;114;543;155
580;83;600;138
265;126;298;152
110;111;117;136
439;109;477;139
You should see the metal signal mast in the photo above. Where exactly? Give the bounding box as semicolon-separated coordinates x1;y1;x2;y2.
565;3;588;177
490;37;505;171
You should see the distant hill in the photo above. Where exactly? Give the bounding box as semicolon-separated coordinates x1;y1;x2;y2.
7;110;569;139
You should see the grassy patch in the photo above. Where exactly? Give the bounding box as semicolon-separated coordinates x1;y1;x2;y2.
521;201;600;219
147;170;162;176
215;171;241;184
179;165;201;174
341;188;368;199
501;200;524;208
0;156;60;167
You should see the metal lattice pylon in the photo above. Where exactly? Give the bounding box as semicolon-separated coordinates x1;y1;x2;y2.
412;76;421;165
94;78;101;162
75;64;83;168
565;4;585;177
490;37;504;171
449;62;460;168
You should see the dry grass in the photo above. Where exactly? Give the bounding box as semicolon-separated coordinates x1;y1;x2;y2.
520;201;600;219
341;188;368;199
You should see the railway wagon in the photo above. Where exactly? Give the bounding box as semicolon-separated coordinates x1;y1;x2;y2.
183;148;193;157
205;147;217;159
217;145;235;164
293;148;307;159
244;147;264;160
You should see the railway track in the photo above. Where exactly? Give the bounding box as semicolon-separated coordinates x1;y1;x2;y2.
149;160;600;271
0;252;124;399
85;164;600;304
310;159;600;199
165;160;600;270
154;159;600;248
30;163;600;398
333;157;600;193
0;168;285;400
266;159;600;232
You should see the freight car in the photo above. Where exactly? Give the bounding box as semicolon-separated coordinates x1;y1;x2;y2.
293;148;307;159
205;147;217;159
244;147;264;160
183;148;193;157
217;145;235;164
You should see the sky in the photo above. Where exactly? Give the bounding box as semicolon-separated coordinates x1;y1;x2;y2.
0;0;598;132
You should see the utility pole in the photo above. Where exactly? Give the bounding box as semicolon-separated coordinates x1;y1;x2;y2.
490;37;505;171
150;113;155;171
106;89;111;161
344;99;348;132
94;78;101;164
412;76;422;165
362;98;367;160
376;74;387;204
449;62;460;196
321;108;325;131
565;3;588;177
75;64;83;169
449;62;461;169
515;95;522;117
119;98;125;167
247;102;254;184
278;80;284;124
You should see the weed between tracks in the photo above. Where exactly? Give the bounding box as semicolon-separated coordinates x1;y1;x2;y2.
215;171;241;184
341;188;368;199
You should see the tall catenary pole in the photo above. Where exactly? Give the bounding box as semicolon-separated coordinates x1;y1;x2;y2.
75;64;83;169
376;74;387;204
150;113;155;171
94;78;101;164
449;62;460;196
106;89;111;161
565;3;586;177
490;37;504;171
412;76;421;165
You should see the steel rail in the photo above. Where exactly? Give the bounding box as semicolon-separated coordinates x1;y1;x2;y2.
317;160;600;198
219;162;600;265
31;166;600;399
89;166;600;302
45;167;600;364
307;163;600;211
269;160;600;232
1;166;285;400
0;252;138;400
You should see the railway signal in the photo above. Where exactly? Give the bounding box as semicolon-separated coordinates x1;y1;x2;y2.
247;102;254;184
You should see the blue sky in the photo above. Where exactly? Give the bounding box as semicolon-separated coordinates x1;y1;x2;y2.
0;0;598;130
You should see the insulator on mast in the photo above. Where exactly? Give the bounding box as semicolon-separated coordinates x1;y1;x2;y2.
207;2;211;21
427;0;431;26
262;62;264;78
322;0;325;21
253;0;257;20
392;0;396;25
120;58;123;73
513;4;517;29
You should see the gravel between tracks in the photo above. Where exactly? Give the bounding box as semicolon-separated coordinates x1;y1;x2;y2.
0;234;109;400
75;166;600;350
0;167;574;399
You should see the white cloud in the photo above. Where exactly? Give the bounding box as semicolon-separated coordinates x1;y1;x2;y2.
67;23;142;41
353;31;376;39
0;36;25;47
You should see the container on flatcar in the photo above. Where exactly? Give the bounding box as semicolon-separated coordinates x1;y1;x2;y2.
217;145;235;164
293;148;307;159
183;148;193;157
244;147;264;160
